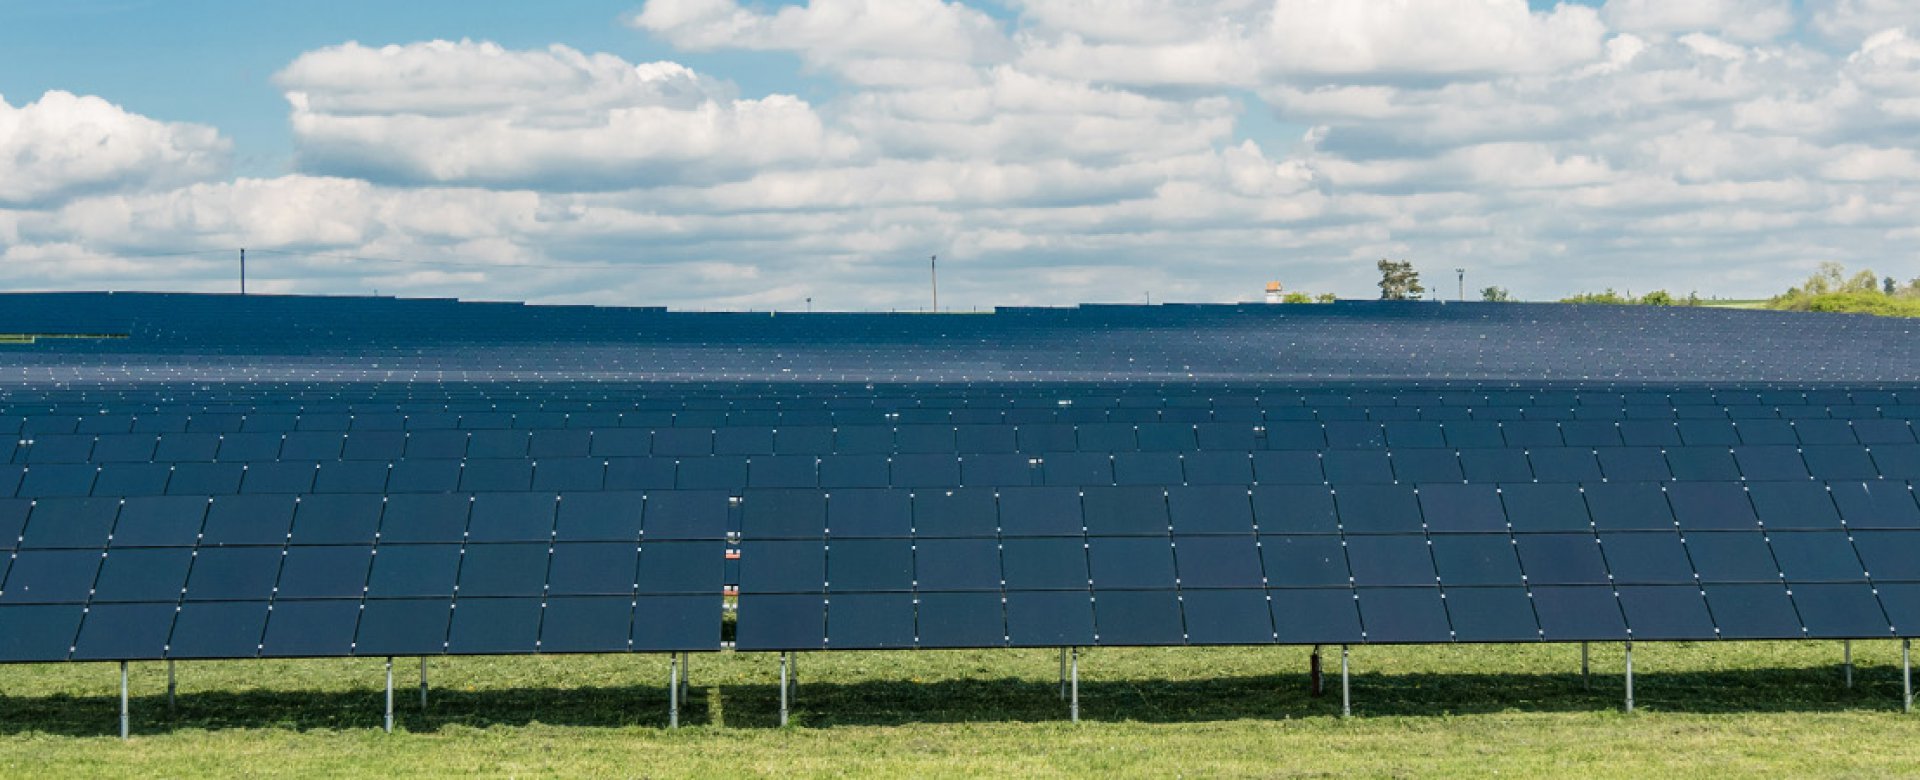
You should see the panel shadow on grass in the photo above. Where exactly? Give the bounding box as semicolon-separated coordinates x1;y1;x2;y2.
0;665;1904;737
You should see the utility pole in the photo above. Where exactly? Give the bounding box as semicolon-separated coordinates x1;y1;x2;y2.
806;297;813;313
930;255;938;313
1455;268;1464;302
240;248;247;295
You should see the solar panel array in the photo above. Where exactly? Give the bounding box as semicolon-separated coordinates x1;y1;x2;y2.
2;292;1918;663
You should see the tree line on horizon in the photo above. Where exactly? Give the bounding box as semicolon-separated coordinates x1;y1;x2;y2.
1348;259;1920;317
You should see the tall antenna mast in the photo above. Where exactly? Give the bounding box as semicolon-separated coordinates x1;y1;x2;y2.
930;255;938;313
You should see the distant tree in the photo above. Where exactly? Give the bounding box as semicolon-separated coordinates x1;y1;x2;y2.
1315;293;1337;303
1281;291;1314;303
1561;289;1630;304
1640;290;1676;306
1377;259;1424;300
1480;286;1512;302
1887;276;1899;295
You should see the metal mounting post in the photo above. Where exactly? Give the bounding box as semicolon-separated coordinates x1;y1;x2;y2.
1310;645;1323;697
119;661;130;740
1844;640;1853;689
1069;647;1080;724
1904;639;1912;714
167;660;176;710
1059;648;1068;700
669;653;681;729
1581;642;1590;689
420;657;429;709
1624;642;1634;713
779;652;791;727
1340;645;1351;718
384;657;395;733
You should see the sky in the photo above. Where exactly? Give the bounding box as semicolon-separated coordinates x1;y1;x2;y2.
2;0;1919;310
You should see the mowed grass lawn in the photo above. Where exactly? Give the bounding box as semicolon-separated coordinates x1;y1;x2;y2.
1;641;1914;777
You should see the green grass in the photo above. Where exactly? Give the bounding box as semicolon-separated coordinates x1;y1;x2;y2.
0;333;129;345
1;642;1914;777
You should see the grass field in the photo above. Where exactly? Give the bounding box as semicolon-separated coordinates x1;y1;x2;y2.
1;641;1913;777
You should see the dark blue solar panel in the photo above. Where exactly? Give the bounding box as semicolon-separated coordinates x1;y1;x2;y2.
1791;584;1890;638
825;592;916;649
1443;587;1537;641
0;604;83;661
1581;483;1670;531
448;598;542;654
1346;536;1436;587
201;495;296;546
1616;585;1715;640
72;603;175;660
828;539;913;591
1853;530;1920;580
997;487;1082;537
1002;537;1087;590
1685;532;1779;582
1321;450;1393;484
170;601;269;658
355;598;452;655
1430;535;1522;587
539;596;633;653
1006;590;1095;647
1701;584;1801;639
1334;486;1423;533
1356;587;1449;643
734;593;824;650
1;550;101;603
912;489;998;537
1530;586;1625;640
1599;532;1694;584
91;548;192;602
914;592;1006;648
1259;535;1349;586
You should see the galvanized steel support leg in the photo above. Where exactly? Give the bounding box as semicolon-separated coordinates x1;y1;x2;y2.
1059;647;1068;700
119;661;130;740
1624;643;1634;713
1340;645;1351;718
1581;642;1590;689
384;657;395;734
1904;639;1912;714
669;653;681;729
420;657;429;709
779;652;791;727
1070;647;1080;724
1844;640;1853;689
167;660;176;710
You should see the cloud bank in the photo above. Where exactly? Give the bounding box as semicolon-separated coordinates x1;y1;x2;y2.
6;1;1920;308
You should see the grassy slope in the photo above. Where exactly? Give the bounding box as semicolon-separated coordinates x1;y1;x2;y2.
2;642;1914;777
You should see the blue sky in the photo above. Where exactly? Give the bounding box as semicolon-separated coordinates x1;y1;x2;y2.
0;1;834;175
2;0;1917;308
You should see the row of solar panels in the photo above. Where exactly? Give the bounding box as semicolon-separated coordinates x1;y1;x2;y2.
7;482;1920;548
5;444;1920;498
11;419;1920;463
11;521;1918;596
12;384;1920;409
3;579;1916;662
11;401;1920;428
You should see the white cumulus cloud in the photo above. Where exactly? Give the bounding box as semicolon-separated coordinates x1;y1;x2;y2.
276;40;854;189
0;91;228;208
